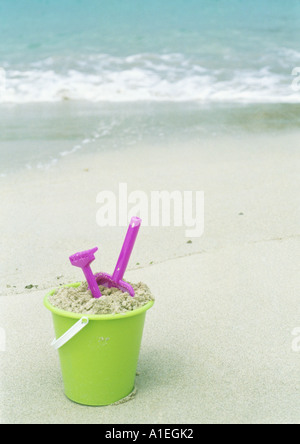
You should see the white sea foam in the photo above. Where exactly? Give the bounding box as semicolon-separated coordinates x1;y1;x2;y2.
58;119;117;160
36;158;58;170
60;145;82;157
0;53;299;104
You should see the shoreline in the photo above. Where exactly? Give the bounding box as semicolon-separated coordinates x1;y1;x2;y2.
1;101;300;177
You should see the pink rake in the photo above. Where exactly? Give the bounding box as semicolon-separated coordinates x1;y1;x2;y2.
69;247;102;299
95;217;142;297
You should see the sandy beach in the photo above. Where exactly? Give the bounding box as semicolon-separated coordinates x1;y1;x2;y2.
0;131;299;424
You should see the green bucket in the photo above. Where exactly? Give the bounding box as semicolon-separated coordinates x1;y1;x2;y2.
44;283;154;406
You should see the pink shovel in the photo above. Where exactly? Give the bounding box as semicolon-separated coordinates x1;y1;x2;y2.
95;217;142;297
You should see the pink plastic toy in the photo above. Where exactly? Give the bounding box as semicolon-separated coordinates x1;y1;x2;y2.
95;217;142;297
69;247;102;299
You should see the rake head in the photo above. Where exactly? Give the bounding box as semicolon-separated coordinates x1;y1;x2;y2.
94;272;135;297
69;247;98;268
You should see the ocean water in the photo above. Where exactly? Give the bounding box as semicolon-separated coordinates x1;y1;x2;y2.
1;0;300;104
0;0;300;174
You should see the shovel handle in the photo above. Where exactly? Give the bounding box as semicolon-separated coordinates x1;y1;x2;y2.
112;217;141;283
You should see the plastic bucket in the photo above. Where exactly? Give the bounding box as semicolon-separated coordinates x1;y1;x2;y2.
44;283;154;406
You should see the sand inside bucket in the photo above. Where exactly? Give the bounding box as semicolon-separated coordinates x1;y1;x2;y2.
48;281;154;315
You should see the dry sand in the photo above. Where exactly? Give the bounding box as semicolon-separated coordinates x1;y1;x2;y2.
0;132;299;424
48;281;154;315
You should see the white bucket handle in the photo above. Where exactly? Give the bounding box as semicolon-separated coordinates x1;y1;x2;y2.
51;317;89;350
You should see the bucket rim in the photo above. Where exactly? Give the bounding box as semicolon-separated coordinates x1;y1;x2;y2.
44;282;154;321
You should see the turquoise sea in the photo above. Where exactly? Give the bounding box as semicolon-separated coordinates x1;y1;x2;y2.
0;0;300;174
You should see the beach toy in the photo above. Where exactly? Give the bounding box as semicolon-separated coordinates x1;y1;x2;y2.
44;283;154;405
69;247;102;299
95;216;141;297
